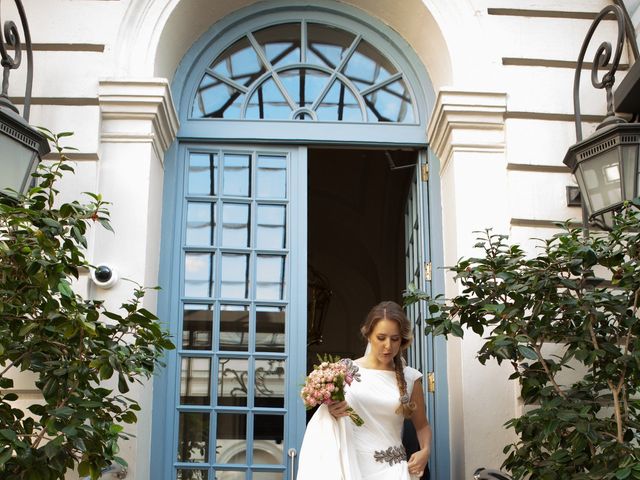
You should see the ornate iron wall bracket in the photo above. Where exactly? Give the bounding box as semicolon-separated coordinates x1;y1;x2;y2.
572;5;631;142
0;0;32;120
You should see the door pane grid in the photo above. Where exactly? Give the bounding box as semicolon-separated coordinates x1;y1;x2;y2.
405;171;424;372
177;148;290;479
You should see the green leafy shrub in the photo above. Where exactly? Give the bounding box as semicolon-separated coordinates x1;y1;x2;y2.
405;201;640;480
0;130;174;480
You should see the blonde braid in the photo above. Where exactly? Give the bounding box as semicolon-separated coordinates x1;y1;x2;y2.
394;354;415;417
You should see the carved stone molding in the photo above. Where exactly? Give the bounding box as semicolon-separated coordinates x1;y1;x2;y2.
427;89;507;172
98;78;179;162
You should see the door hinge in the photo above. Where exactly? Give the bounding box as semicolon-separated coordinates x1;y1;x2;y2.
427;372;435;393
424;262;432;282
421;163;429;181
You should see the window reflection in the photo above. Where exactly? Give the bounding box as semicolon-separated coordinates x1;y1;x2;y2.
193;75;244;119
184;253;215;298
364;79;414;123
177;469;208;480
219;304;250;351
307;23;355;69
222;203;250;247
342;39;398;91
256;255;286;300
256;306;286;353
221;254;250;299
256;205;286;249
186;202;215;246
182;304;213;350
178;412;210;462
223;154;251;197
256;155;287;199
254;360;285;408
254;23;301;67
253;414;284;464
218;358;249;406
316;80;362;122
211;36;266;87
216;413;247;466
252;472;285;480
216;413;248;465
246;78;292;120
279;69;330;109
181;357;212;405
188;153;217;196
216;472;245;480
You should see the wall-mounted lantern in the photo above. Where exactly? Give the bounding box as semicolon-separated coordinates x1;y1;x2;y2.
0;0;50;198
563;4;640;231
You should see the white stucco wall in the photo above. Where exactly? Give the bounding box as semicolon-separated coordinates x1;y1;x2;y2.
3;0;629;479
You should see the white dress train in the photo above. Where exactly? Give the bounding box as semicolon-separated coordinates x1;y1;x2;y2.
297;364;423;480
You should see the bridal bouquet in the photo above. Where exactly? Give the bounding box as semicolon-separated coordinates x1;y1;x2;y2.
300;356;364;426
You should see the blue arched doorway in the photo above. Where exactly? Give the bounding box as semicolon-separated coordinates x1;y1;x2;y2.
152;2;448;479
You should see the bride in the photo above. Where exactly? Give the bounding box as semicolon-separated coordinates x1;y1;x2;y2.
297;301;432;480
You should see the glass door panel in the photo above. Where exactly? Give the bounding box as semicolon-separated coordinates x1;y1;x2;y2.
171;145;307;480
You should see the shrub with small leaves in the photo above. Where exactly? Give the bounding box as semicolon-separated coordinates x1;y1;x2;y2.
0;130;174;480
405;200;640;480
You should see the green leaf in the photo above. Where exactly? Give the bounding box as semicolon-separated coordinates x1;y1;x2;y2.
43;436;64;459
0;429;18;442
99;364;114;380
0;447;12;467
617;468;632;479
517;345;538;361
57;280;74;298
118;373;130;393
18;322;38;337
78;461;90;476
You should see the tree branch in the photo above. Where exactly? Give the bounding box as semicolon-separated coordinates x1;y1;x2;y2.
533;343;567;399
608;379;624;443
0;352;28;378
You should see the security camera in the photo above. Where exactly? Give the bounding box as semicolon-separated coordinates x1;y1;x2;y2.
90;264;118;289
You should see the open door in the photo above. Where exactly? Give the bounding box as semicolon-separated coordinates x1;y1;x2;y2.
404;151;438;474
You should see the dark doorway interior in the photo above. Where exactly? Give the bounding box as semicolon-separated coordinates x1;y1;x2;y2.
306;147;418;367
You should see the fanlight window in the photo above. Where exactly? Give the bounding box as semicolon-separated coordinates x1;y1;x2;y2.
191;22;416;123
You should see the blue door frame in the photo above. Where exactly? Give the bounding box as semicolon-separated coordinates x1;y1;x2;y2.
152;2;450;478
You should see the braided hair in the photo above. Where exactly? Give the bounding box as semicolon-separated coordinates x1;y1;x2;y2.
360;301;416;418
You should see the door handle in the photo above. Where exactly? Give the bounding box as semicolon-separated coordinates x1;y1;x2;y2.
288;448;297;480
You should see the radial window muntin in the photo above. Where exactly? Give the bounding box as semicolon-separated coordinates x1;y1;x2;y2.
191;21;417;124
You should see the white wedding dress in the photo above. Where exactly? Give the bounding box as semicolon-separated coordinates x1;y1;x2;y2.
296;363;423;480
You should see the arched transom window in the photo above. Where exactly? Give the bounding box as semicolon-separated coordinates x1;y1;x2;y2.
191;21;416;123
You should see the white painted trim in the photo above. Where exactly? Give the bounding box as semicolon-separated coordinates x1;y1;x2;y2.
427;89;507;173
98;78;180;161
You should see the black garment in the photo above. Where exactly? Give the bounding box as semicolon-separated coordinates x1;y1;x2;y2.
402;419;430;480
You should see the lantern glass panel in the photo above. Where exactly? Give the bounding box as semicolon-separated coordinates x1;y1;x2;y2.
0;134;37;196
577;148;621;214
621;143;639;201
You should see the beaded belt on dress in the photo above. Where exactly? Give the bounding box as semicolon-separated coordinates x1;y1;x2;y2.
373;445;406;466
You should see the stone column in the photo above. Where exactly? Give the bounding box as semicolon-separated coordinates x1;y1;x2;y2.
427;88;517;480
95;78;179;479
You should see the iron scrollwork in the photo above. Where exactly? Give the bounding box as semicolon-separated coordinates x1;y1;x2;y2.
219;358;285;398
572;4;639;142
0;0;32;120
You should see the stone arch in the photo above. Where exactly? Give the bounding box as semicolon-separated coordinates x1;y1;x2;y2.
115;0;454;91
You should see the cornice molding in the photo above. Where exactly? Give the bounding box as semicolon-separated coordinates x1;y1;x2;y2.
98;78;179;162
427;89;507;172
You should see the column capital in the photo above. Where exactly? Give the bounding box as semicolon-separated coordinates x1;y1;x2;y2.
98;78;179;162
427;89;507;172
